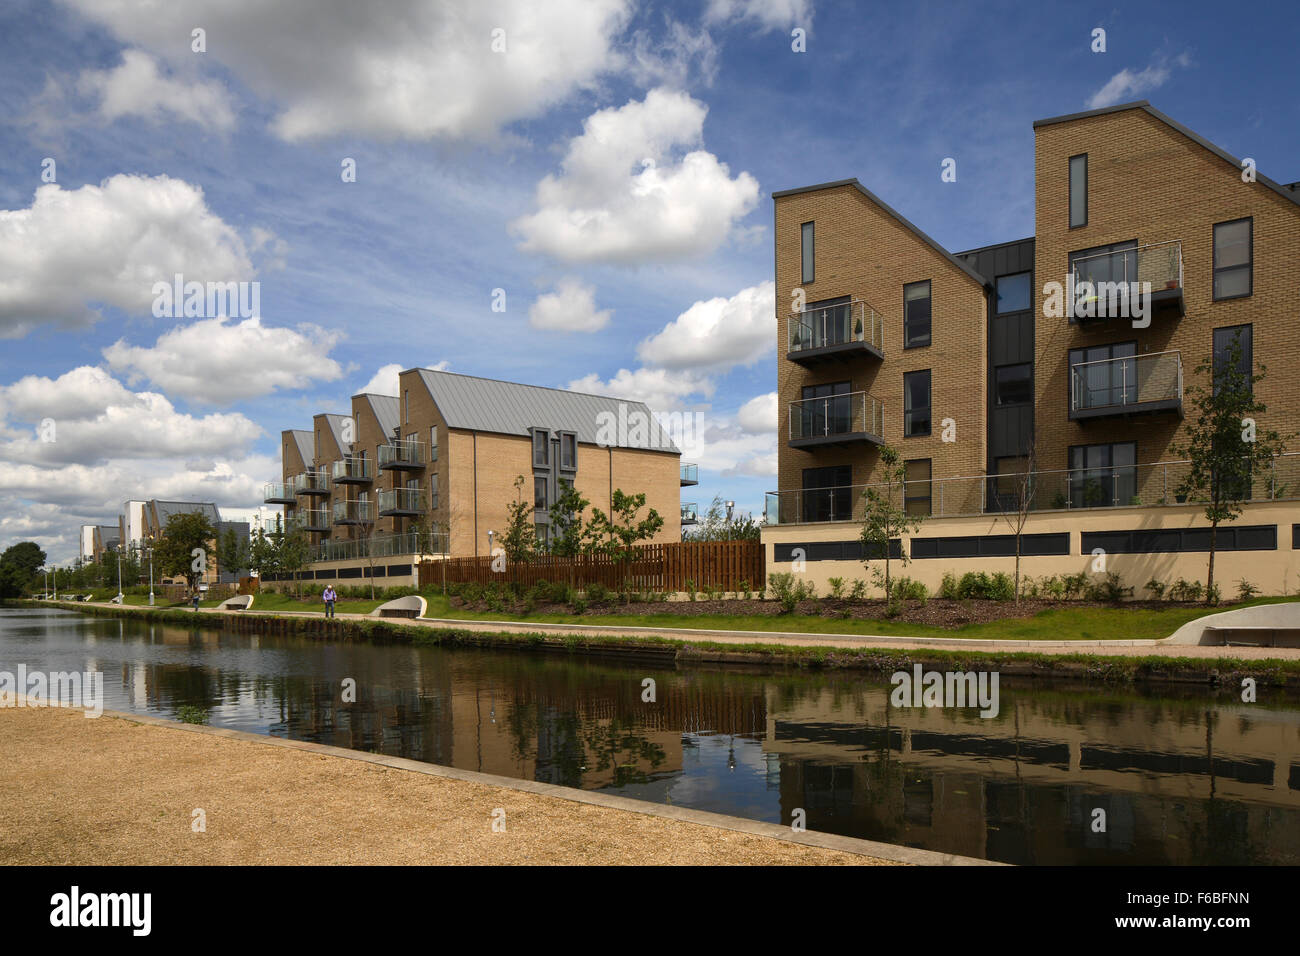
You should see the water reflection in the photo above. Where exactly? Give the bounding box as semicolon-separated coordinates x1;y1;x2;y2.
3;607;1299;865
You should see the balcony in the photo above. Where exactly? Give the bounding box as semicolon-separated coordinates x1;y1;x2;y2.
681;502;698;525
331;457;373;485
293;470;330;496
787;299;884;367
378;487;426;517
263;482;296;505
788;392;884;449
311;530;448;563
680;462;698;486
378;440;424;471
290;508;330;533
1071;240;1184;323
1069;350;1183;422
332;499;375;525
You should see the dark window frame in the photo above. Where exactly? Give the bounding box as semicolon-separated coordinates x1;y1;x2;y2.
1213;323;1254;396
531;428;550;467
903;279;932;349
1212;217;1253;301
994;362;1033;407
559;431;577;471
903;369;932;438
533;476;548;512
995;271;1033;314
1069;153;1088;228
904;458;932;516
800;221;815;285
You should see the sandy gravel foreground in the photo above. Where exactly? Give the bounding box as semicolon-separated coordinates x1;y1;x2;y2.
0;705;897;866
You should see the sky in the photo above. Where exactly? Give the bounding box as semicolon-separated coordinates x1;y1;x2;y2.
1;0;1297;565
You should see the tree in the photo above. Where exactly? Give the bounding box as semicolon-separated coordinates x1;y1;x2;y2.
685;495;761;542
859;445;924;598
500;476;538;591
587;489;664;601
548;478;590;558
994;441;1038;602
0;541;45;599
217;526;248;582
248;525;278;578
154;511;217;593
1175;337;1286;602
278;528;312;596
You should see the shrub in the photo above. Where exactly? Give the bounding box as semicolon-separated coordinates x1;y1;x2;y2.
1087;571;1131;603
685;578;697;601
767;572;816;614
883;599;903;619
1061;572;1090;601
739;579;753;601
1168;578;1204;602
939;572;960;600
1037;575;1065;600
1236;579;1260;601
1206;583;1222;606
1145;578;1167;601
570;598;588;615
890;576;928;602
952;571;1013;601
849;579;868;602
585;582;612;604
827;577;846;599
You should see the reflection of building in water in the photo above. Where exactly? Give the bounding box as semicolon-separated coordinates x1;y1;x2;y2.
767;684;1300;864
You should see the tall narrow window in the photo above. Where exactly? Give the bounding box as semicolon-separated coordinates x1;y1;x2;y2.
534;477;548;512
1069;154;1087;228
561;432;576;470
404;389;410;423
903;280;931;348
1213;324;1253;394
904;459;932;516
429;474;439;510
429;426;438;462
532;429;549;466
800;221;815;284
903;370;932;437
1213;218;1252;300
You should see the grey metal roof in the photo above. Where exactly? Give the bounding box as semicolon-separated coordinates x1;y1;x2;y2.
412;368;680;453
361;393;400;439
152;500;220;526
770;178;991;288
320;413;351;453
287;430;313;467
1033;101;1300;210
96;525;120;546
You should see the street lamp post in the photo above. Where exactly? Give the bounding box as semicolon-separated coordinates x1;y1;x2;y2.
148;547;154;606
725;500;735;522
116;550;123;604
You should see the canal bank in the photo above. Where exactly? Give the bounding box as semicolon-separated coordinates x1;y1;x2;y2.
0;703;956;866
26;600;1300;687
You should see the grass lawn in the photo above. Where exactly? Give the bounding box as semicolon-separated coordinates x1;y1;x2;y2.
416;594;1300;642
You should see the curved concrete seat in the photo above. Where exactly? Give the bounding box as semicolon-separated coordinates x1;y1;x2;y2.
370;595;426;619
1164;601;1300;646
218;594;254;610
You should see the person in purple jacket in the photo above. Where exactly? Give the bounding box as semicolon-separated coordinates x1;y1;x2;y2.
322;584;337;619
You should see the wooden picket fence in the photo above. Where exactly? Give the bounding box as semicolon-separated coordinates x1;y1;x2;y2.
421;540;764;594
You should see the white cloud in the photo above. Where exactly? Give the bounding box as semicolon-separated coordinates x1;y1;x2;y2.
1086;53;1191;109
0;366;262;467
528;277;612;332
103;316;345;405
0;174;255;337
77;49;236;131
359;360;449;397
637;281;773;370
736;391;776;434
510;87;760;264
566;367;713;414
705;0;813;31
61;0;633;142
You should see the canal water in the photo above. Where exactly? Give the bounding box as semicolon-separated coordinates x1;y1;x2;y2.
3;607;1299;865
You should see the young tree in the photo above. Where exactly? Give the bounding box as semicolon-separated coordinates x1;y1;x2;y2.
154;511;217;593
859;445;924;598
248;526;278;578
586;489;664;601
686;495;761;542
500;476;538;591
994;441;1037;602
1175;337;1286;602
217;526;248;583
278;527;312;597
548;478;590;558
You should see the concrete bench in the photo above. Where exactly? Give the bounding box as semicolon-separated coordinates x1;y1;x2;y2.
217;595;254;610
370;595;426;619
1202;625;1300;648
1165;602;1300;645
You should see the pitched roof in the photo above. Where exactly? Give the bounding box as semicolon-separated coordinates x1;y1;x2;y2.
412;368;680;453
318;413;351;453
1033;101;1300;210
287;430;313;468
770;178;991;287
359;393;400;439
152;500;220;526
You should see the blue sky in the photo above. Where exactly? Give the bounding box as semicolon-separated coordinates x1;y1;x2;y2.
1;0;1296;563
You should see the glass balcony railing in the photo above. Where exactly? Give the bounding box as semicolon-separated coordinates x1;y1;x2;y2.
310;530;448;564
263;482;295;504
332;499;375;524
331;457;373;483
680;462;698;486
788;391;884;444
378;488;426;515
378;441;424;470
1069;350;1182;417
681;503;698;525
787;298;884;359
1070;240;1183;320
293;471;330;495
290;508;330;532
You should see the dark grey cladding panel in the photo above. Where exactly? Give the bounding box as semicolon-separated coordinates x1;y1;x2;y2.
992;313;1034;365
990;405;1033;458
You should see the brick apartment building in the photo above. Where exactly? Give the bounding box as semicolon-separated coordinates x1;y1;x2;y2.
267;369;690;579
765;100;1300;593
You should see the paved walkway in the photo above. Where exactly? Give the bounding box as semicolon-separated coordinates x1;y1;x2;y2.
72;601;1300;659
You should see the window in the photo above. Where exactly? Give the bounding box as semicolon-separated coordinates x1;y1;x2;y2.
801;221;815;284
1213;218;1252;300
404;389;410;423
996;272;1032;313
535;522;550;549
904;459;932;516
534;477;548;512
1069;154;1088;227
429;427;438;462
798;381;852;438
561;432;576;470
1069;240;1137;319
994;363;1032;406
903;280;931;348
1068;441;1136;508
1213;324;1253;394
429;474;439;510
532;429;549;466
1068;341;1136;410
904;370;931;437
801;465;852;523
